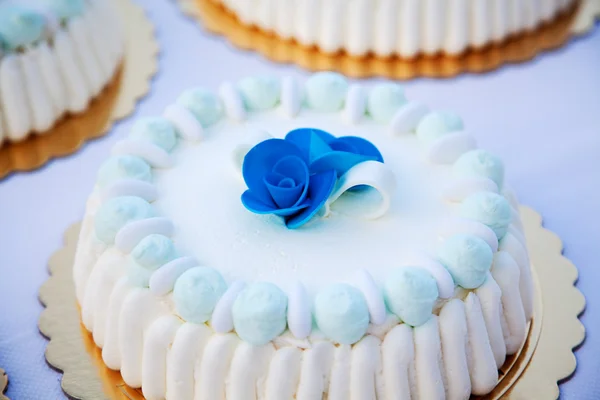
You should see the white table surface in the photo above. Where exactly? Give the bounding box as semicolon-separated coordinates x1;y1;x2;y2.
0;1;598;398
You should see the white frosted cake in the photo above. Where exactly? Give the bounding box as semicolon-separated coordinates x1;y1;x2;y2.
0;0;123;146
74;72;534;400
218;0;575;57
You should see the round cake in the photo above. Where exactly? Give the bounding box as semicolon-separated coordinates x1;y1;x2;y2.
217;0;576;58
0;0;123;146
74;72;534;400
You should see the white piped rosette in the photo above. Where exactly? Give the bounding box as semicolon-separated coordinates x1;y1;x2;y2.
72;72;534;400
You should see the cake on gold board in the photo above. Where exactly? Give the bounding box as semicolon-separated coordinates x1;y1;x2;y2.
52;72;587;400
178;0;596;79
0;0;124;146
0;0;159;179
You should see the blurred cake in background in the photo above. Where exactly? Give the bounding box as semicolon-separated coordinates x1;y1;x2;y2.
0;0;123;147
218;0;576;58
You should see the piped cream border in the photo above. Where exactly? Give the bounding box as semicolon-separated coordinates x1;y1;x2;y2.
39;206;585;399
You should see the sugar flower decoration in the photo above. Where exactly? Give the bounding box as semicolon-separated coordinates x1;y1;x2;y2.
241;128;385;228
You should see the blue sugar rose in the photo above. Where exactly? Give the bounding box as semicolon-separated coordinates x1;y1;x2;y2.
241;128;383;228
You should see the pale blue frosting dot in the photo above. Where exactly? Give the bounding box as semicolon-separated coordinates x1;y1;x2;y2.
0;6;47;51
416;111;464;143
177;88;223;127
461;192;512;239
127;262;153;288
305;72;348;112
232;282;288;345
173;267;228;324
94;196;155;244
237;76;281;111
438;234;494;289
131;234;176;270
97;155;152;188
453;149;505;189
367;83;407;123
130;117;178;152
314;283;369;345
43;0;85;19
383;267;438;327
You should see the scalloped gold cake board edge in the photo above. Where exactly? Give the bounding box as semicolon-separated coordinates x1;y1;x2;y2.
0;369;8;400
38;206;586;400
176;0;599;80
0;0;159;180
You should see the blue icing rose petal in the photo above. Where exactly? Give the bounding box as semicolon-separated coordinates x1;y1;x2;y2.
127;262;154;288
130;117;178;152
305;72;349;112
94;196;155;244
310;150;375;177
461;192;512;239
177;88;223;127
367;83;407;123
286;128;335;164
131;234;176;270
97;155;152;188
0;6;47;51
453;149;504;190
264;156;309;209
42;0;85;19
332;136;384;163
286;169;336;229
438;234;494;289
416;111;464;143
383;267;438;327
173;267;228;324
232;282;288;345
314;283;369;345
237;76;281;111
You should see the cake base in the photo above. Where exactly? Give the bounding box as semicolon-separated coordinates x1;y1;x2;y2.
38;207;585;399
0;369;8;400
177;0;598;80
0;0;159;180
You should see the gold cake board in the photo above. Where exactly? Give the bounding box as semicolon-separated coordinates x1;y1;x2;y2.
0;0;159;180
39;207;585;399
178;0;599;80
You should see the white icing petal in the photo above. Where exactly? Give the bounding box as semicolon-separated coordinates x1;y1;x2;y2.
350;336;383;399
389;101;430;135
355;269;387;325
167;323;212;400
211;280;246;333
100;179;158;203
281;76;301;117
148;257;197;296
295;341;335;399
102;277;130;370
287;282;312;339
438;299;471;400
114;217;174;254
464;293;499;395
381;324;415;400
442;177;499;202
227;342;276;399
428;131;478;164
401;253;455;299
328;344;352;400
112;139;173;169
195;334;240;400
491;251;527;354
141;315;182;400
265;347;302;399
439;217;499;253
414;316;445;399
475;274;507;368
343;84;366;124
219;81;247;121
164;103;204;141
508;224;527;247
324;160;397;220
499;233;534;320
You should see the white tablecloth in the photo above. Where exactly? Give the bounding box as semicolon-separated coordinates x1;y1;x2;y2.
0;1;598;398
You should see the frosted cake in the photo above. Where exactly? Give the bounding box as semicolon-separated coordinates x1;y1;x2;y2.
0;0;123;146
74;72;534;400
218;0;576;58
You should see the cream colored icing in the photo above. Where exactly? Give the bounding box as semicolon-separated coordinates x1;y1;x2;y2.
74;76;534;399
218;0;575;57
0;0;123;146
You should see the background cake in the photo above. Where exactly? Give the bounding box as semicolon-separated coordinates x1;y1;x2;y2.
217;0;576;57
0;0;123;146
74;72;534;400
